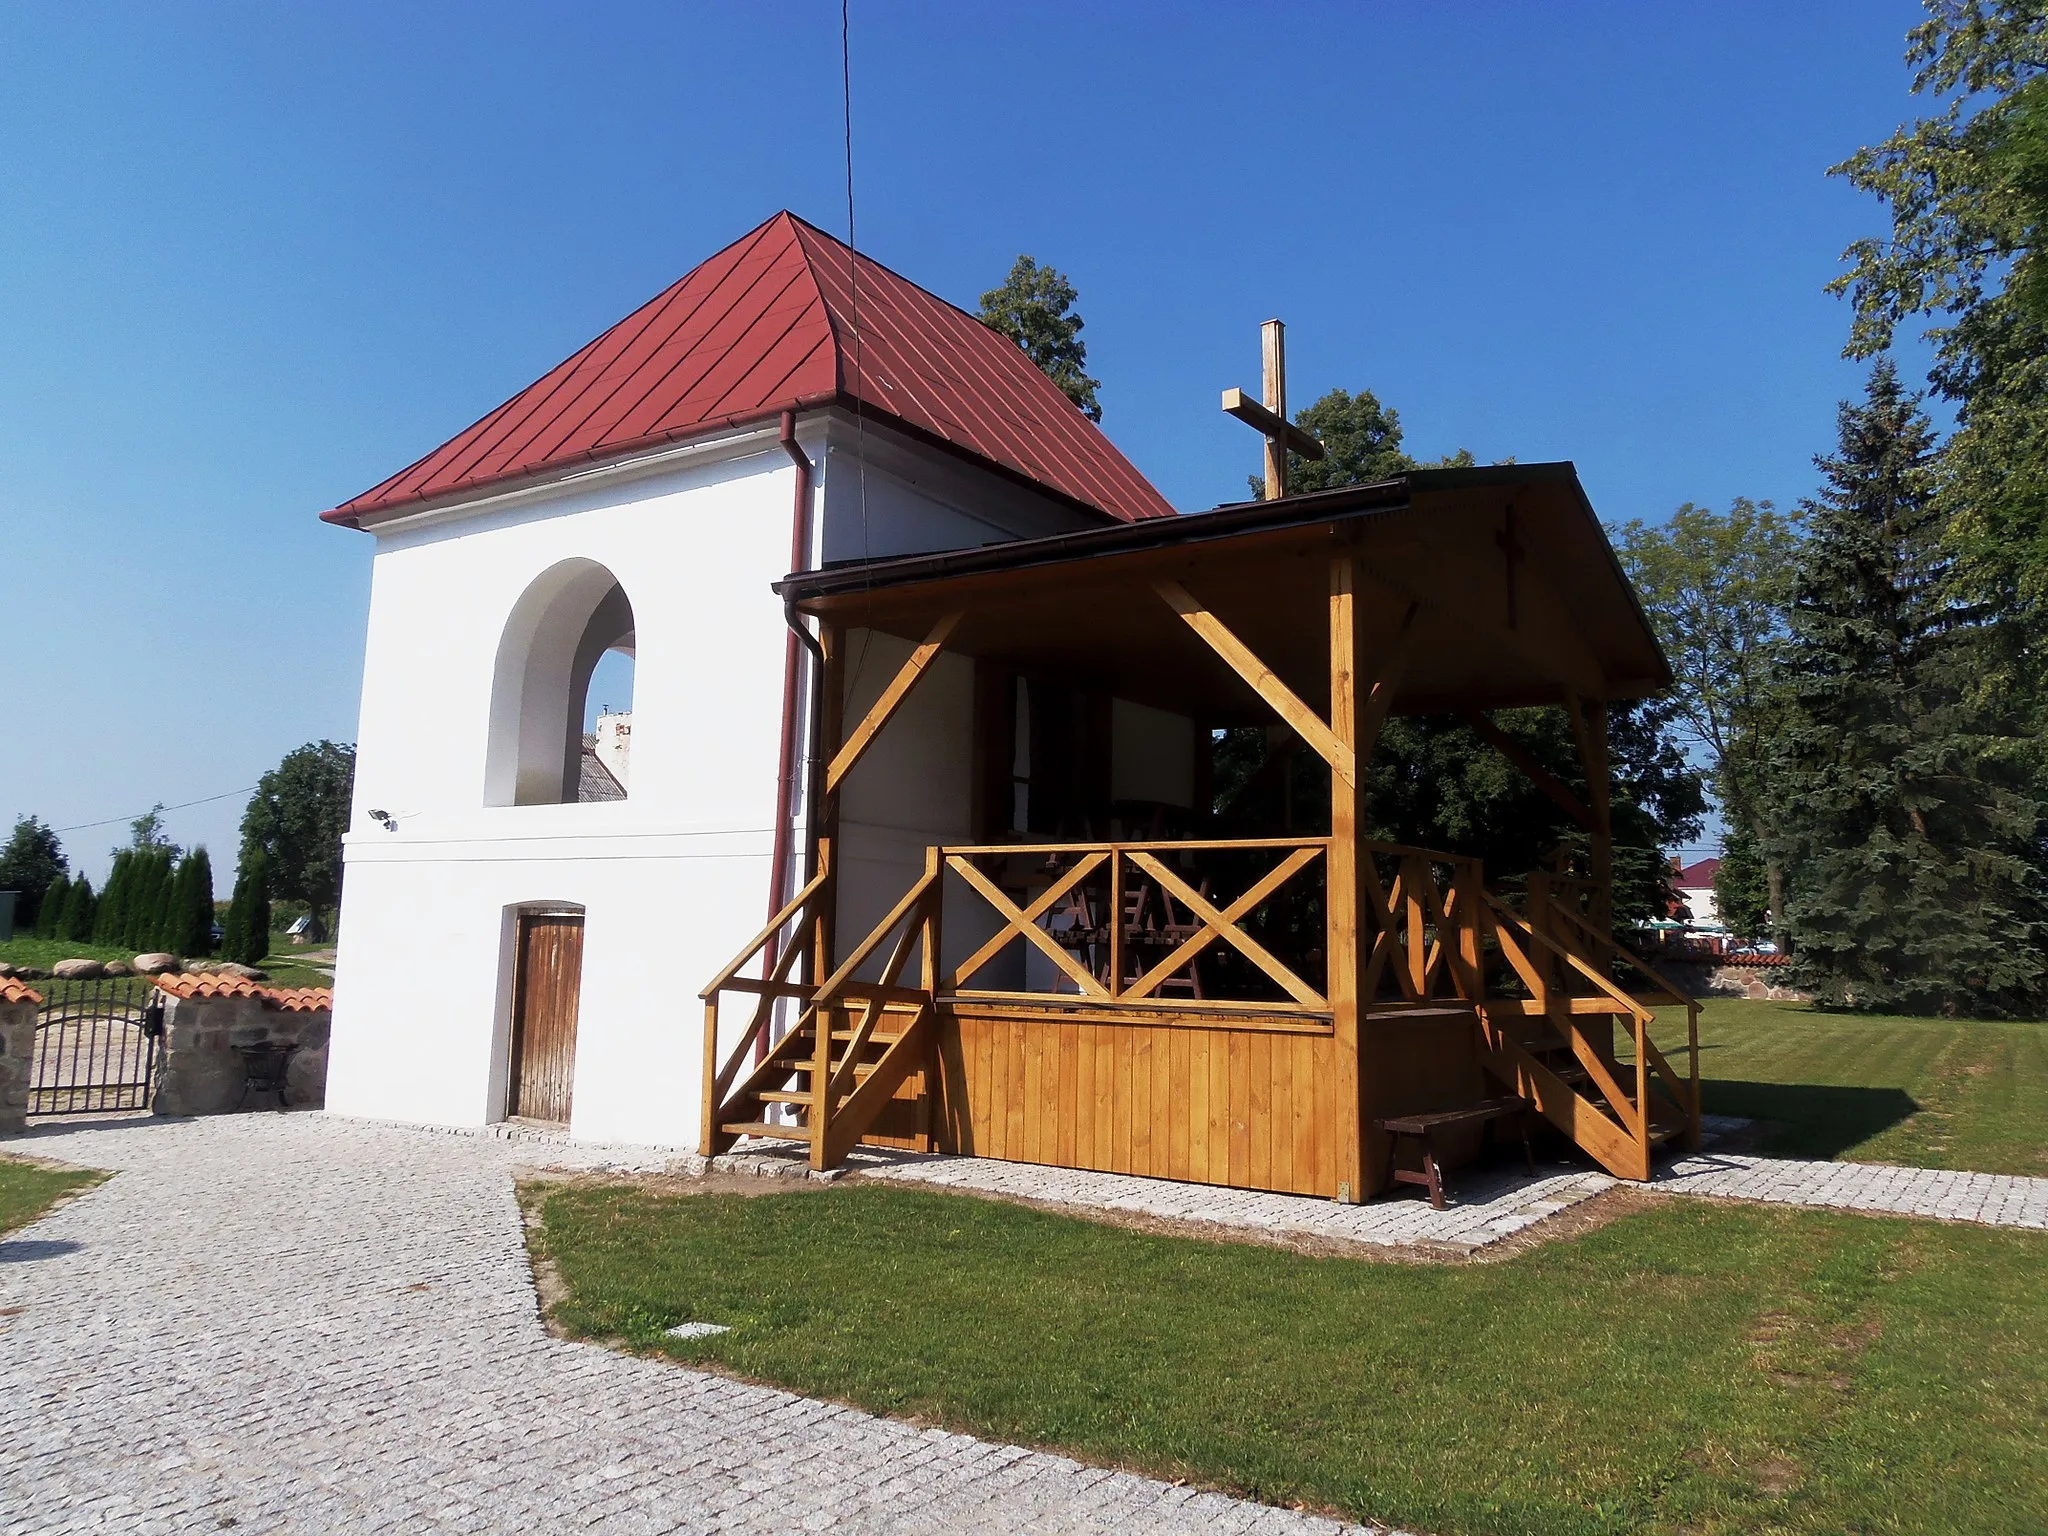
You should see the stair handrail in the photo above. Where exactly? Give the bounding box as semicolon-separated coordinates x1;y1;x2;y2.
698;863;832;1001
1496;886;1702;1144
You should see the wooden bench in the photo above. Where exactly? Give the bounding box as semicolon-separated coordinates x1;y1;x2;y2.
1377;1096;1535;1209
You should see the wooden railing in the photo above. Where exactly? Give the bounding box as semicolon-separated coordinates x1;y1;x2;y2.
1360;842;1486;1005
699;843;944;1166
1471;882;1702;1177
940;837;1331;1016
697;832;1702;1182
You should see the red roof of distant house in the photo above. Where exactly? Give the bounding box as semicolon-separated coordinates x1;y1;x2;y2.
1676;858;1720;887
324;212;1176;529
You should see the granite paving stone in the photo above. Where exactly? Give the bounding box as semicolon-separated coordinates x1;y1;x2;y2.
0;1113;1383;1535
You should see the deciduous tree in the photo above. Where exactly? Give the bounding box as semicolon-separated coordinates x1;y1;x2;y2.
1254;388;1480;500
0;815;67;932
1831;2;2048;612
1610;498;1806;928
240;742;355;928
978;256;1103;421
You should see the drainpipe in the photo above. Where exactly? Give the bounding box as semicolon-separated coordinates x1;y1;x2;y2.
769;410;822;981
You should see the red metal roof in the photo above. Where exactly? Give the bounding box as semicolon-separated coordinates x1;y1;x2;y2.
1676;857;1720;887
324;212;1175;528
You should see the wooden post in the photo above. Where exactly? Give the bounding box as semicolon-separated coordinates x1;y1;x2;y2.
1327;555;1365;1203
816;623;845;985
1262;319;1288;500
920;843;942;1153
1107;848;1124;996
1686;999;1702;1152
699;996;721;1156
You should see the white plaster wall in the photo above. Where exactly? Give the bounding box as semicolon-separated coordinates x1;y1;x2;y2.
831;631;995;980
329;442;799;1147
328;415;1117;1150
1679;884;1720;928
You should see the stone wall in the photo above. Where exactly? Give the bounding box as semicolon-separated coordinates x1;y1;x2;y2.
152;985;331;1118
1663;960;1810;1003
0;986;37;1135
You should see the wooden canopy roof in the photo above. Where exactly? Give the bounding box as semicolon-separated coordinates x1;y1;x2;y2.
778;464;1670;722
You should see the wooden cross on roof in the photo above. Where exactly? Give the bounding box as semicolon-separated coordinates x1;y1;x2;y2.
1222;318;1325;500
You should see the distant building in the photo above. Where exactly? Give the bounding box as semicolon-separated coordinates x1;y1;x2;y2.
1674;858;1721;930
592;709;631;791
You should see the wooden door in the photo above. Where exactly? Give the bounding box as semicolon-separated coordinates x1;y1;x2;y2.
508;910;583;1124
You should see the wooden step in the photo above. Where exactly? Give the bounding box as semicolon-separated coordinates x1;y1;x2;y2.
755;1090;815;1105
719;1120;807;1141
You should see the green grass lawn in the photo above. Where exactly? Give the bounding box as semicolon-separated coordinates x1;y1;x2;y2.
1684;999;2048;1176
533;1181;2048;1536
0;1155;105;1235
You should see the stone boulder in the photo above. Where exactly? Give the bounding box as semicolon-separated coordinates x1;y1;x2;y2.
52;958;106;980
133;953;182;976
13;967;49;981
217;962;269;982
102;960;134;976
0;962;16;978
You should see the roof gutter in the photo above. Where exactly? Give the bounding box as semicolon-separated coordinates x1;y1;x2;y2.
769;410;824;996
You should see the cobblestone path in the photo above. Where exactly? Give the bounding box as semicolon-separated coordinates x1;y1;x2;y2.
0;1114;1370;1536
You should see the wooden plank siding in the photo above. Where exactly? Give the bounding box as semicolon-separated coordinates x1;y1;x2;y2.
934;1003;1339;1198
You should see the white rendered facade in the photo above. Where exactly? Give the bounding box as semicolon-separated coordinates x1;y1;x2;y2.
326;414;1114;1147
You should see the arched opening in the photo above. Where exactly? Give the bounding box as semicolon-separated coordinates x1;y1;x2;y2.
485;559;637;806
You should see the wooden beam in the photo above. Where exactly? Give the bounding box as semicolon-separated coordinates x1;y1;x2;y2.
1153;579;1355;788
824;611;963;794
1355;601;1421;771
1460;711;1595;831
1220;388;1325;462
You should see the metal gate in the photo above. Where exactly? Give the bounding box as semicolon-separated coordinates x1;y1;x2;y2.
32;974;162;1115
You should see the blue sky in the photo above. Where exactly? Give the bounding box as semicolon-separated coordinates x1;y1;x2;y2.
2;1;1930;882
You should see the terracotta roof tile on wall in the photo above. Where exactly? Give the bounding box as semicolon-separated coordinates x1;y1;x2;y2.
325;212;1175;528
0;976;43;1005
151;973;333;1011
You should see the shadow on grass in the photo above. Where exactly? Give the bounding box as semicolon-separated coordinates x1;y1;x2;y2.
1701;1079;1919;1159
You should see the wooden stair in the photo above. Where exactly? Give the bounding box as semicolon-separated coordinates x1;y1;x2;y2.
699;846;945;1171
1467;890;1703;1182
712;1006;932;1160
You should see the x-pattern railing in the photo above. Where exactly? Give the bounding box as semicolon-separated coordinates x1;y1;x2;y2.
943;837;1331;1013
1360;843;1484;1004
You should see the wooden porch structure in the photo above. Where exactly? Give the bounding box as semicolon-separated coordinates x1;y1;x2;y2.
699;465;1701;1201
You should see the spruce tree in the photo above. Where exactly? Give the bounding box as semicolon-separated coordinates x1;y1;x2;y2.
1769;361;2048;1014
58;875;94;944
225;852;271;968
36;875;70;939
125;850;167;951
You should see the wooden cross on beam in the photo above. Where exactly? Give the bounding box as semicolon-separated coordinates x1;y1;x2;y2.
1222;318;1325;500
